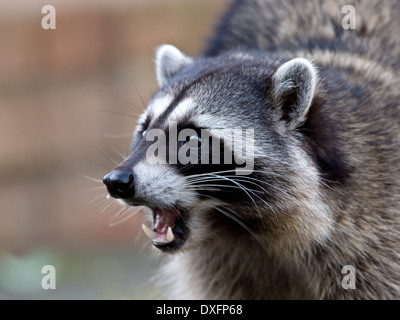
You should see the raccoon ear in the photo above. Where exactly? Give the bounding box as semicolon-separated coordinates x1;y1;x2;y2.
272;58;318;130
155;44;193;87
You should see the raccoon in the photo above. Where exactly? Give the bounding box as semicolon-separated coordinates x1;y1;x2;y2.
103;0;400;299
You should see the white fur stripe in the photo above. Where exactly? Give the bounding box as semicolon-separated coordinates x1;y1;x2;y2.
168;98;194;122
148;95;174;120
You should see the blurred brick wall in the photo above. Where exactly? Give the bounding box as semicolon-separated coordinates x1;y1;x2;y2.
0;0;228;254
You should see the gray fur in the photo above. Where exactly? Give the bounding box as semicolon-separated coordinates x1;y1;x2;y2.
108;0;400;299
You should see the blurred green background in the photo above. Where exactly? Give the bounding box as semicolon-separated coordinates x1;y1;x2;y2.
0;0;228;299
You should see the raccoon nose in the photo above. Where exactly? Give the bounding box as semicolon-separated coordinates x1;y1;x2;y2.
103;171;135;199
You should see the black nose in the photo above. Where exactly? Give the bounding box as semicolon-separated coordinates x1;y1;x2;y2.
103;171;135;199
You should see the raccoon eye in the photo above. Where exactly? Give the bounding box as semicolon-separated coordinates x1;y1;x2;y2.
142;130;147;138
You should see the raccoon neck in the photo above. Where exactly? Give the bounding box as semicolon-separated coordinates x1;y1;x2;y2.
166;235;314;299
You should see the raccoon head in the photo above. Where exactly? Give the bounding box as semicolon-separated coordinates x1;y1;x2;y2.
103;45;338;254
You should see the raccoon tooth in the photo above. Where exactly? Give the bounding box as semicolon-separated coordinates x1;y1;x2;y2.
167;226;174;242
142;224;158;240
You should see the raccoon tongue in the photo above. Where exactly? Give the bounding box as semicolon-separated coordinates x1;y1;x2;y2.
143;209;179;244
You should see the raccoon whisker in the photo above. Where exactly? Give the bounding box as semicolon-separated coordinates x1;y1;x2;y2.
92;109;138;119
171;203;185;221
223;175;289;196
109;206;142;227
192;192;260;240
186;177;267;199
97;198;113;213
75;172;104;184
69;186;106;195
130;80;147;109
77;156;112;171
186;169;286;179
81;132;121;166
185;187;221;192
103;132;134;139
207;174;266;226
186;175;256;184
214;206;266;249
121;144;126;162
85;194;108;206
95;199;109;214
108;156;120;166
99;198;119;214
221;177;270;194
186;177;252;188
188;173;289;197
96;89;144;114
187;175;279;220
223;178;279;215
186;169;246;178
110;146;127;161
185;184;264;194
109;206;130;224
179;163;198;173
186;176;221;183
222;178;277;221
185;177;266;193
317;176;336;191
194;174;261;200
188;175;231;183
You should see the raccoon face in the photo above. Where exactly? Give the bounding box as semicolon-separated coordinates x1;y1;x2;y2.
103;45;333;253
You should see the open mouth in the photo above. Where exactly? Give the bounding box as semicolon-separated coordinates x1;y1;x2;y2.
141;207;188;252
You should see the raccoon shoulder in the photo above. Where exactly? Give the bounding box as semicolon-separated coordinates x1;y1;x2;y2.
205;0;400;69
